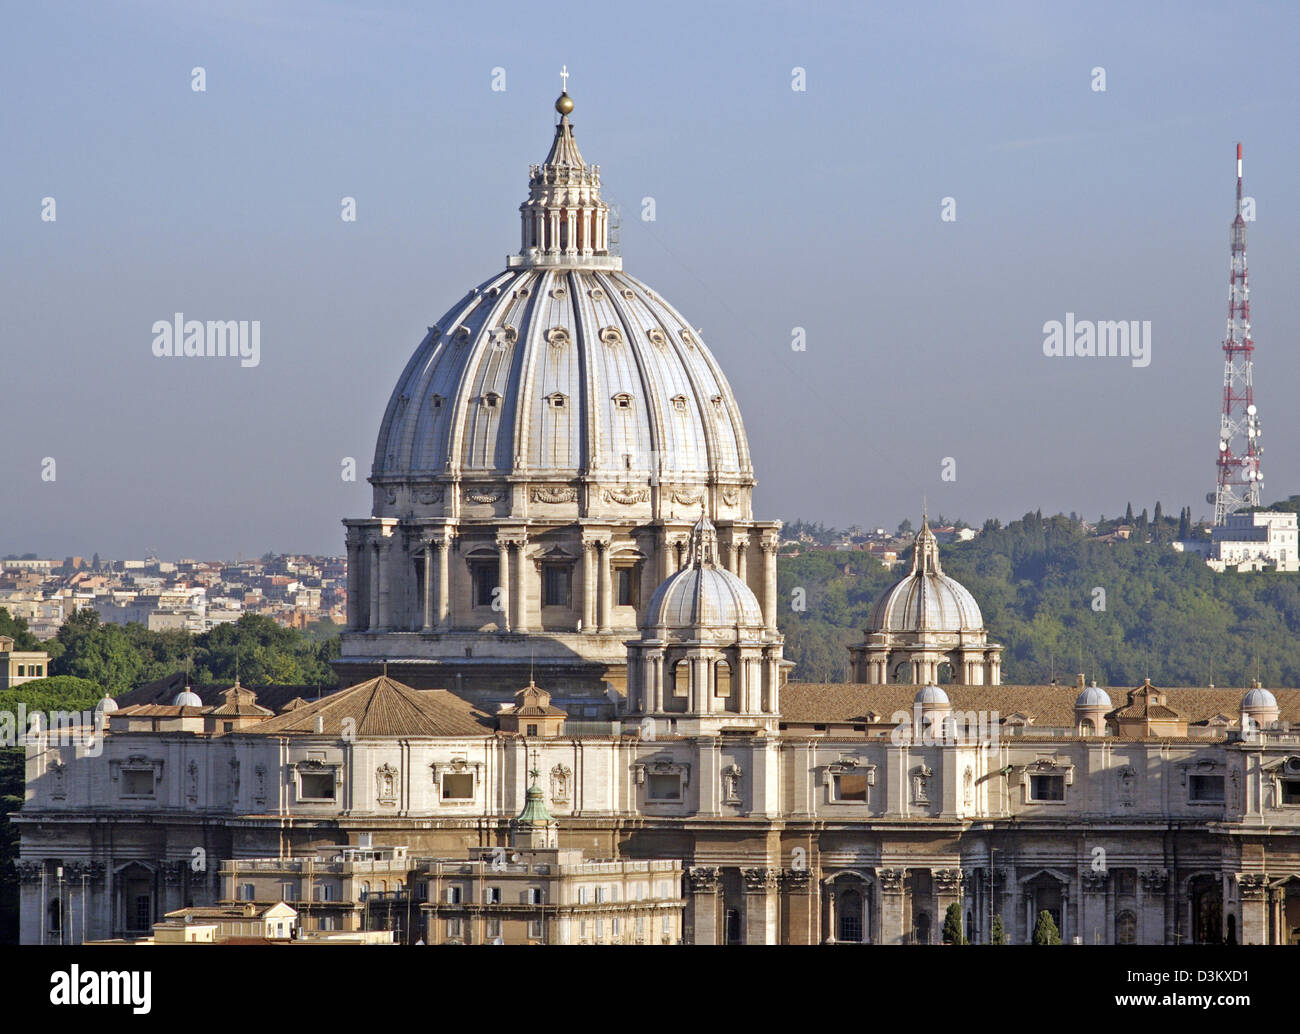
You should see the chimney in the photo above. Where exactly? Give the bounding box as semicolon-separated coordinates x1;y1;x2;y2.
314;715;324;734
1076;673;1085;690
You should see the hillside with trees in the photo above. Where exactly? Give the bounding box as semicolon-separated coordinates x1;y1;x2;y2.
777;507;1300;687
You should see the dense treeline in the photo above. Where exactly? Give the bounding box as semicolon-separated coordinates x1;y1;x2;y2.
778;508;1300;687
0;609;340;697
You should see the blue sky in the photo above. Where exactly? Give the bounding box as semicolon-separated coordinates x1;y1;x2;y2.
3;0;1298;557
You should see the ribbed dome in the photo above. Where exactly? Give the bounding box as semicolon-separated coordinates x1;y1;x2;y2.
173;689;202;707
914;685;950;706
96;695;119;714
868;522;984;633
646;517;763;631
1242;688;1278;709
369;98;752;517
1076;684;1112;707
372;269;751;483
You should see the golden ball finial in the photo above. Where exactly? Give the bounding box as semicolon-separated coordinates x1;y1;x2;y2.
555;92;574;116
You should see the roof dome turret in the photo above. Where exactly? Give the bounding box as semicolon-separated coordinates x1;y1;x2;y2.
868;519;983;634
1242;687;1278;709
645;516;764;632
173;688;202;707
1076;682;1112;708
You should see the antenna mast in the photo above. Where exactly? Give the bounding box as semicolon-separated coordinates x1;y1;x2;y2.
1211;142;1263;524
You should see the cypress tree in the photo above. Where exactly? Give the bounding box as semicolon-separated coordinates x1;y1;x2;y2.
1032;910;1061;945
942;902;965;945
990;914;1006;945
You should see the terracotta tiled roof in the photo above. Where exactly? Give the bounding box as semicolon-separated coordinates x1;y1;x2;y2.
779;682;1300;729
114;704;210;717
121;673;328;713
250;674;493;737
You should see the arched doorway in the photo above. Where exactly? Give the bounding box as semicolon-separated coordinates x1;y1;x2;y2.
1025;873;1065;941
1115;909;1136;945
913;911;931;944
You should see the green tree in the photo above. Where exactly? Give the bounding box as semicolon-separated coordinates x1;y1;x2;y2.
990;914;1006;944
50;609;144;695
942;902;965;944
0;608;41;651
1032;910;1061;945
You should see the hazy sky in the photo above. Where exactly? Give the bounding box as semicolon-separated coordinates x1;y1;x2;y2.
4;0;1298;559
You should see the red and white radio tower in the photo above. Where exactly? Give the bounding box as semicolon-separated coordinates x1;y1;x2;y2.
1210;142;1263;524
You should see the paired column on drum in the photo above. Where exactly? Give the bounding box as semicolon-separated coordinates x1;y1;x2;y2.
416;527;455;631
495;528;530;634
580;530;612;633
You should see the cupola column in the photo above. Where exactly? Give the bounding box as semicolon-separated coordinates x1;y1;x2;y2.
368;538;382;631
597;539;612;633
421;542;435;631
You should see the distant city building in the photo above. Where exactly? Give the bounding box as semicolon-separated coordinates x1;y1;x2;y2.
0;635;49;688
1207;511;1299;572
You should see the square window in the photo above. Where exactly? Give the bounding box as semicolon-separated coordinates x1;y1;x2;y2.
1189;775;1224;802
1282;780;1300;805
526;723;539;737
647;774;681;801
299;772;335;800
543;565;570;607
1030;774;1064;802
834;772;869;802
122;770;155;797
442;773;474;800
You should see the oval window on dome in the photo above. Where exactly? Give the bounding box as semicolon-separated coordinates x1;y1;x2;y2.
600;326;623;347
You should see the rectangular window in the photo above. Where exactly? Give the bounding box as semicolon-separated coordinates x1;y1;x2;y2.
486;918;502;938
526;724;538;737
528;919;543;939
447;885;462;905
441;773;474;800
133;895;151;931
595;887;606;904
242;883;255;901
16;665;24;677
578;887;588;905
1283;780;1300;805
579;920;587;941
1189;775;1225;802
34;665;42;676
636;916;645;938
1029;774;1065;801
485;887;501;904
472;562;499;607
647;774;681;801
282;883;294;901
299;772;335;800
833;772;869;802
528;887;543;905
122;770;155;797
542;565;571;607
595;919;604;939
661;914;671;938
615;566;638;608
447;918;462;938
612;917;621;938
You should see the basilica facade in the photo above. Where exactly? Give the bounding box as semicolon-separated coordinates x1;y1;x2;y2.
15;87;1300;947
